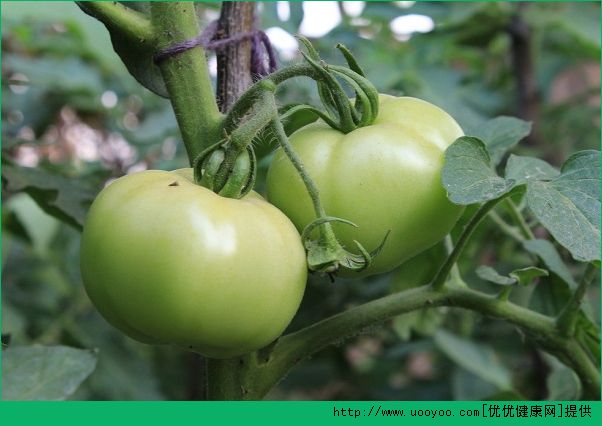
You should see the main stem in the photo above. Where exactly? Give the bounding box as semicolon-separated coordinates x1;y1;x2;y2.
206;2;261;401
151;2;222;162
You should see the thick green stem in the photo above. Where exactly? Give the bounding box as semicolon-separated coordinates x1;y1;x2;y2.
432;198;501;290
557;262;598;337
77;2;153;42
207;282;600;400
151;2;222;164
206;285;567;400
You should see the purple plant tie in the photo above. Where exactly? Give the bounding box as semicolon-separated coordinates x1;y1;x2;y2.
153;20;278;79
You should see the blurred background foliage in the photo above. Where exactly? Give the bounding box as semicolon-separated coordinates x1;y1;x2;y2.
1;1;600;400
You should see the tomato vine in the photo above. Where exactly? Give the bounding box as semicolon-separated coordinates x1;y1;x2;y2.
76;1;600;401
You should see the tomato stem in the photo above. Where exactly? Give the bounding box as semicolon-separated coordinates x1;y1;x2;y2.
151;2;223;163
77;2;153;42
557;262;598;337
432;198;501;290
503;198;536;240
270;117;328;221
206;284;600;400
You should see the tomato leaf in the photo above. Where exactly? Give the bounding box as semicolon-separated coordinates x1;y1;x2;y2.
522;239;577;288
476;265;516;285
482;390;526;400
77;2;167;97
279;103;321;136
392;309;444;341
505;154;559;185
445;140;600;262
434;329;512;391
541;352;582;400
109;31;168;98
476;265;548;287
525;150;600;262
2;345;97;400
442;136;515;204
1;162;98;230
509;267;548;286
452;367;498;400
468;116;532;165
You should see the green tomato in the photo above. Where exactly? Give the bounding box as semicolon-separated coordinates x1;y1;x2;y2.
267;95;464;277
80;168;307;359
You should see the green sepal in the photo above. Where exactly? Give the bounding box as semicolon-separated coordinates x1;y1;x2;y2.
301;216;391;274
217;146;257;199
193;142;256;199
335;43;366;77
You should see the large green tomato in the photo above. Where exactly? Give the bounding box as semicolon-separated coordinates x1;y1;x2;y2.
267;95;464;277
80;169;307;359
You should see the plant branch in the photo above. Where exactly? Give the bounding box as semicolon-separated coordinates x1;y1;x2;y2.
150;2;222;163
77;2;153;42
557;262;598;337
503;198;535;240
211;281;600;400
211;284;566;400
223;64;322;131
270;114;327;220
432;198;501;290
488;210;525;243
563;339;601;399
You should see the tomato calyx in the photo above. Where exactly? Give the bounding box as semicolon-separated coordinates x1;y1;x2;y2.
193;140;257;198
301;216;391;274
194;83;276;199
296;36;380;134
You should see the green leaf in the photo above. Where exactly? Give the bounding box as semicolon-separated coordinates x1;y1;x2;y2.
505;155;559;186
77;2;166;97
476;265;547;287
442;136;515;205
393;309;444;341
476;265;515;285
2;345;97;400
541;353;582;400
279;103;320;136
482;390;525;400
523;239;577;288
110;31;168;98
5;193;59;256
469;116;532;165
525;3;601;55
526;150;600;262
509;267;549;287
1;162;98;230
452;367;498;401
4;54;104;95
434;329;512;390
